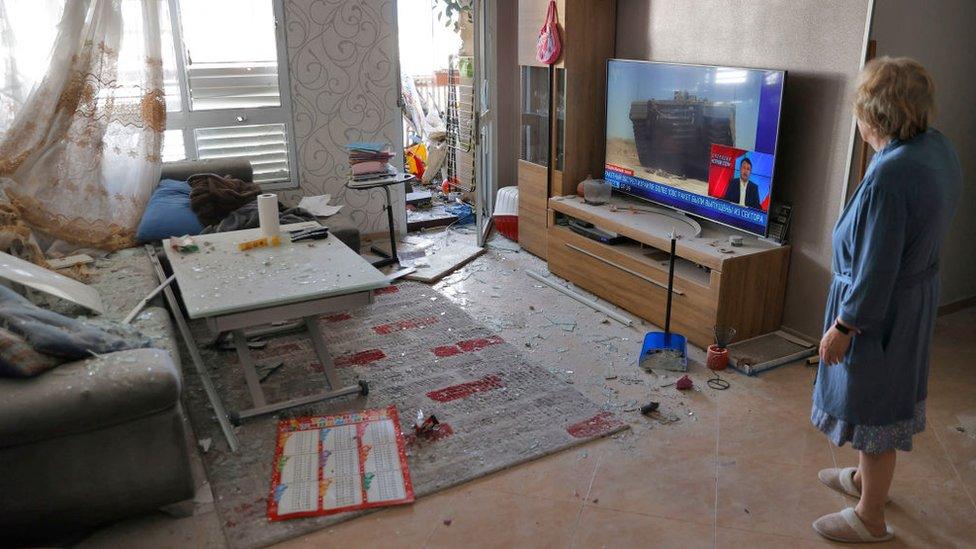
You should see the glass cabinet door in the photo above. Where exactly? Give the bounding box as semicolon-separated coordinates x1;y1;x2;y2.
554;67;564;171
519;65;550;166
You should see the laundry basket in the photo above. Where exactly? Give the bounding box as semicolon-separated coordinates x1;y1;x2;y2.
493;186;519;241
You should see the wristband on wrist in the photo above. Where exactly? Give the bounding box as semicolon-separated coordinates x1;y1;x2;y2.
834;320;852;335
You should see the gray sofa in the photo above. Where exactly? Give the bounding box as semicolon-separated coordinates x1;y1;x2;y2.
0;249;195;544
0;158;362;543
0;160;259;543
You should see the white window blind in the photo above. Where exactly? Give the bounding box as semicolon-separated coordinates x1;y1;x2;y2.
187;63;281;111
194;124;290;185
162;0;297;189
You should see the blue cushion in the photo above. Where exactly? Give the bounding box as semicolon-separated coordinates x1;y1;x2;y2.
136;179;203;242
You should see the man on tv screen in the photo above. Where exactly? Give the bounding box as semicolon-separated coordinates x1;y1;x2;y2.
723;157;761;209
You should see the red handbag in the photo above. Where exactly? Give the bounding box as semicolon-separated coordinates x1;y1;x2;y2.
536;0;562;65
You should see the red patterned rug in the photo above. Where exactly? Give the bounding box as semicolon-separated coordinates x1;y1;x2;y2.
179;281;627;549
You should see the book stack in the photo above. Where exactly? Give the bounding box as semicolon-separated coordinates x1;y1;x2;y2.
347;142;395;182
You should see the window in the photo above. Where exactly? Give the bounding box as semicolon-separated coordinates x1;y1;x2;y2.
162;0;297;189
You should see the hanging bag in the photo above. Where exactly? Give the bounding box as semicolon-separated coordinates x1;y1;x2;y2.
536;0;562;65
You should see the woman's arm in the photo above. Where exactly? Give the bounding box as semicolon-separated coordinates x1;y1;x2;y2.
839;178;907;333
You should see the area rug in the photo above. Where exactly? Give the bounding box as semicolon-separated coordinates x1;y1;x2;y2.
178;281;627;549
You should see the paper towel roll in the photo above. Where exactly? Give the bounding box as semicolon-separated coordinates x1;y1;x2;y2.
257;193;280;239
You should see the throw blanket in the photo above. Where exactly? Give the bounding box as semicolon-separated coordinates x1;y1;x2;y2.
0;286;152;378
201;202;317;234
188;173;262;227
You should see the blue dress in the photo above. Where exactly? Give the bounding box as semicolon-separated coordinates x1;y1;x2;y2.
812;129;962;452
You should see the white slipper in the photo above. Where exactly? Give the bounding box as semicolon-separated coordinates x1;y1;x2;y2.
818;467;892;503
812;507;894;543
819;467;860;498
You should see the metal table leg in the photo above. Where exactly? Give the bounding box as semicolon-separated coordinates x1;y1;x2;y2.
369;185;399;268
233;329;267;408
145;246;240;452
229;315;368;424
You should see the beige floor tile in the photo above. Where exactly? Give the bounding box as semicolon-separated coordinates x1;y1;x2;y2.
425;487;582;549
463;438;607;503
894;429;959;480
272;491;454;549
77;510;225;549
715;526;831;548
715;458;848;541
883;473;976;548
719;402;833;469
586;445;717;527
929;411;976;501
572;506;713;549
620;382;721;455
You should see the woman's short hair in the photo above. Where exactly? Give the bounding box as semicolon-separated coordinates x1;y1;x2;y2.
854;56;935;141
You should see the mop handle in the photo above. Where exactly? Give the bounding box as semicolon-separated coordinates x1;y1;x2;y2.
664;233;676;340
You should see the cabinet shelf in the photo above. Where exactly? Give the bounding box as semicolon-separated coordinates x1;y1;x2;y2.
548;194;791;347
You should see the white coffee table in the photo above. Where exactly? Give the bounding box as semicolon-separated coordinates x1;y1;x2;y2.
164;223;389;423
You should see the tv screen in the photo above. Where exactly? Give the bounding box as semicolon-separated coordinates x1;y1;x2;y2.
604;60;786;236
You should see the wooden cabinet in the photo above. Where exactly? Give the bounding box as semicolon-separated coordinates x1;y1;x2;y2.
517;0;616;259
547;195;791;348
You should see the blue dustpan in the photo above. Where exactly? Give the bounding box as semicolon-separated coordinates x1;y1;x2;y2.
638;231;688;372
639;332;688;372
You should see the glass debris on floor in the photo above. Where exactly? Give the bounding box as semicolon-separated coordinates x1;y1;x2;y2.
421;233;738;455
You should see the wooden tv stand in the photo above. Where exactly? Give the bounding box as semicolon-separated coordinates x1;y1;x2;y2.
546;195;791;348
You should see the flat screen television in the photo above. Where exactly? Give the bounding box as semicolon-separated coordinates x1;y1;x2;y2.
604;59;786;236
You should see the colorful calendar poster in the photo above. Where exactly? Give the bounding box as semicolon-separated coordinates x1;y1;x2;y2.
267;406;414;520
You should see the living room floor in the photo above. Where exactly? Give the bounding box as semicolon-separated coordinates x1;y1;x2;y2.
79;237;976;549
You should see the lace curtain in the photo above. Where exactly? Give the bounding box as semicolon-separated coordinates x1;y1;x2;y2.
0;0;165;251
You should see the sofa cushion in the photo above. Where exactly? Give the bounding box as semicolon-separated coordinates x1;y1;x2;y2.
136;179;203;242
0;347;181;448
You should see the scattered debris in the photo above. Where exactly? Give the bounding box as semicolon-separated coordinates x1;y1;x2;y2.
526;270;634;326
170;235;199;253
236;235;280;251
640;401;660;415
443;518;452;526
122;273;176;324
198;438;212;453
257;361;284;383
707;374;730;391
48;254;95;270
639;348;686;372
413;410;441;440
385;266;417;282
675;375;694;390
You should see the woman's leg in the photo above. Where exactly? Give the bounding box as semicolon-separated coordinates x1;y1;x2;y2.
854;449;896;535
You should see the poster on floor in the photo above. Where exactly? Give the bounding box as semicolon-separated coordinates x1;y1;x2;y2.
267;406;415;520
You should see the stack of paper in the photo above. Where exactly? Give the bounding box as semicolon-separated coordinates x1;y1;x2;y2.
347;142;395;181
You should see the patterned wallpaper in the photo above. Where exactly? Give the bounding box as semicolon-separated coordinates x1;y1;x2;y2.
282;0;405;235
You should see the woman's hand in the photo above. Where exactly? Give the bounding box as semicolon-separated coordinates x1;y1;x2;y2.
819;319;855;365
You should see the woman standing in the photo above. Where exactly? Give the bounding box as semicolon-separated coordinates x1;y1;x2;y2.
811;57;962;543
